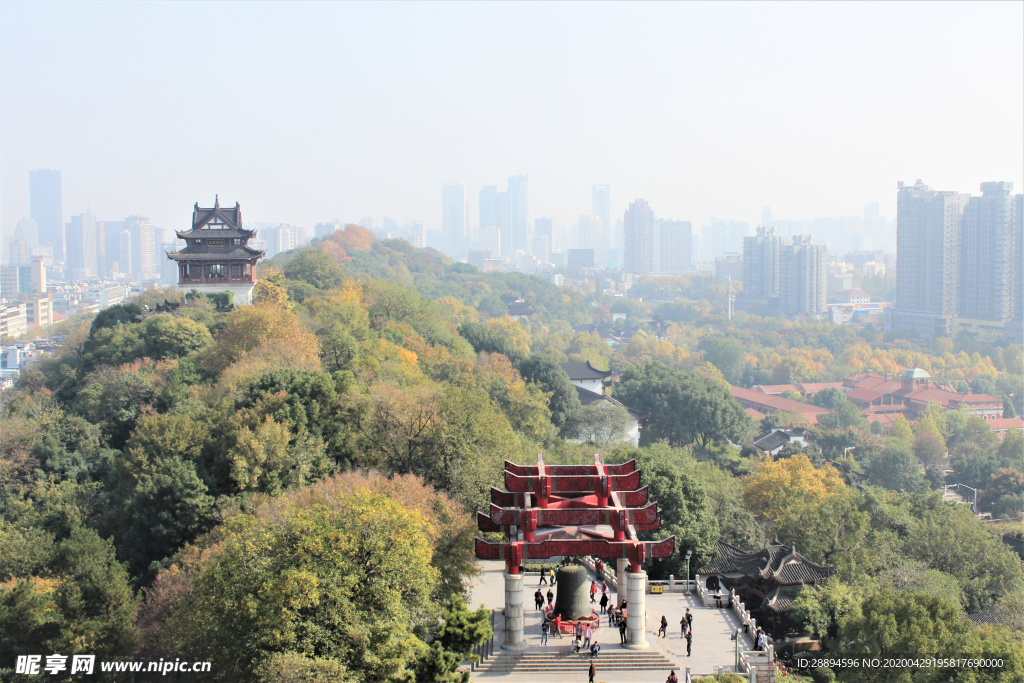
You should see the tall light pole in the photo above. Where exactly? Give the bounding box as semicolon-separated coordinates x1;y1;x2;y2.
843;446;856;460
684;549;693;594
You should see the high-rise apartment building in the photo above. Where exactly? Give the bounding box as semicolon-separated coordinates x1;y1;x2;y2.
479;227;501;258
5;238;32;267
624;199;655;275
660;220;692;273
1014;194;1024;326
592;185;611;239
958;182;1016;322
496;191;513;257
889;180;969;338
531;235;550;264
30;170;63;262
14;218;38;247
127;216;158;282
742;227;781;299
508;175;529;254
314;222;343;240
779;236;827;315
442;182;466;244
66;212;99;277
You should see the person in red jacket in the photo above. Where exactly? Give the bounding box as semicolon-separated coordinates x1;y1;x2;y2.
554;614;563;638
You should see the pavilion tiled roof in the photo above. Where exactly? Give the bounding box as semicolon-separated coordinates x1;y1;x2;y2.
699;540;834;587
560;361;613;380
167;246;264;261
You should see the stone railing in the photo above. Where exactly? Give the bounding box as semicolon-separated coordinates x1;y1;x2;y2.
577;556;617;588
739;647;776;683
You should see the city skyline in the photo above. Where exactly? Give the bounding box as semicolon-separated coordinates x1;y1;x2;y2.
2;2;1021;239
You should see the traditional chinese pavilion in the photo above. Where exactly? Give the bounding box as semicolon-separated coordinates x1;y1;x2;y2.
476;454;675;651
166;197;265;304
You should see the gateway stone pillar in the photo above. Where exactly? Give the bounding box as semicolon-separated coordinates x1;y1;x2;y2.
623;570;649;650
502;571;527;651
616;558;628;604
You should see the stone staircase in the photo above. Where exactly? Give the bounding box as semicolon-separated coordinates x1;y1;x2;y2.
472;649;678;674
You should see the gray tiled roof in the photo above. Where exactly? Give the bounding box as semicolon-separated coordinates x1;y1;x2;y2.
560;361;612;380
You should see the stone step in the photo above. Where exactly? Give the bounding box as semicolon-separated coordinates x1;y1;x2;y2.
474;651;678;673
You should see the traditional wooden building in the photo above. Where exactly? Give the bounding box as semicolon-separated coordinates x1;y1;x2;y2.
166;197;265;304
699;539;834;639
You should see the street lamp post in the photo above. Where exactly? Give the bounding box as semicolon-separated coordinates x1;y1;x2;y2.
684;549;693;594
843;446;856;459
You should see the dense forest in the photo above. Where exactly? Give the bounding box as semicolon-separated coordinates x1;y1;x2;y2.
1;225;1022;682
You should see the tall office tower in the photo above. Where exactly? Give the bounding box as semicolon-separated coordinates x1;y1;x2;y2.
442;182;466;244
531;235;550;264
314;222;342;240
496;191;513;257
592;185;611;238
117;230;132;277
958;182;1015;322
890;180;968;338
95;221;106;278
742;226;782;299
761;207;773;227
126;216;157;281
102;221;126;276
779;235;827;315
623;199;655;275
479;227;501;258
660;220;692;273
5;238;31;266
508;175;529;253
534;217;553;239
1014;194;1024;325
14;218;38;247
66;212;98;277
479;186;498;229
29;170;63;261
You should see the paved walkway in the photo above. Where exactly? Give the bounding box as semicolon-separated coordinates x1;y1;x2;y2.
468;561;754;682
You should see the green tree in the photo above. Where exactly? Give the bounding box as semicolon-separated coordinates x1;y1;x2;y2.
282;248;346;290
613;362;751;449
516;355;581;429
697;336;746;384
562;402;635;446
159;494;439;683
865;440;925;491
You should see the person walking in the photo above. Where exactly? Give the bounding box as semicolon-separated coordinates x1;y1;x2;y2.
554;614;563;638
541;619;550;646
601;580;608;596
535;589;544;611
540;567;548;585
583;624;593;649
599;591;609;614
547;588;554;607
685;608;693;631
658;615;668;638
589;580;598;603
550;568;556;585
618;618;627;644
685;629;692;657
680;614;688;637
588;660;596;683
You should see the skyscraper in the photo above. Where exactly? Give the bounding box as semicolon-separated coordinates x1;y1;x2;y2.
623;199;655;275
479;186;498;229
890;180;968;338
14;218;38;247
508;175;529;253
29;170;63;261
660;220;692;273
779;236;827;315
442;182;466;244
66;211;99;277
592;185;611;239
958;182;1015;322
496;191;513;257
127;216;158;281
742;226;781;299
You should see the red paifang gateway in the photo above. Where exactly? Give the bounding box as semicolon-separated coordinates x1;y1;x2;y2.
475;453;675;574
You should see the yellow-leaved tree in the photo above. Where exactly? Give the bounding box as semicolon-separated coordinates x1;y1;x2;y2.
743;454;845;525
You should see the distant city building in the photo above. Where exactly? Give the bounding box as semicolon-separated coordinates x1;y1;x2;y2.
715;253;743;285
479;186;498;230
29;170;63;261
442;182;466;244
5;237;32;267
0;302;28;340
702;218;749;260
832;289;870;305
66;211;99;277
888;180;970;338
659;219;692;273
567;248;595;271
623;199;655;275
14;218;38;247
592;185;611;242
958;182;1018;323
402;221;425;248
508;175;529;254
262;224;304;259
531;235;549;264
742;226;781;299
779;235;827;315
167;198;265;305
479;227;501;258
314;221;343;240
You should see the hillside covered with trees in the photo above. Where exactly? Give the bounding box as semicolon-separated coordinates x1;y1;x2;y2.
2;225;1022;682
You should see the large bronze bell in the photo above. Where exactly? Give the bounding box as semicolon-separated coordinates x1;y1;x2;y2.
553;565;591;620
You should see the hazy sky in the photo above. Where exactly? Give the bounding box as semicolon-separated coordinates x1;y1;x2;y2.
2;1;1022;238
